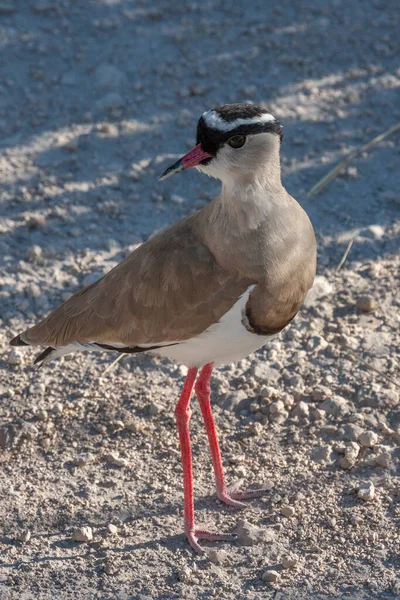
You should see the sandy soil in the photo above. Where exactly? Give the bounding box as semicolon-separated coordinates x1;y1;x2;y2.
1;1;400;599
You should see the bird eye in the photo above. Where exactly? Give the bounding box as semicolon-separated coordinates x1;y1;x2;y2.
227;135;246;149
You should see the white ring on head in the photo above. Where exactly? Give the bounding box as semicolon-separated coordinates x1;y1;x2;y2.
202;110;275;132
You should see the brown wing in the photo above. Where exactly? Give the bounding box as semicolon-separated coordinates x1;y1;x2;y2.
20;212;253;348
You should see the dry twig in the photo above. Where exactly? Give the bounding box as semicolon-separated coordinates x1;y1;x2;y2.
308;121;400;197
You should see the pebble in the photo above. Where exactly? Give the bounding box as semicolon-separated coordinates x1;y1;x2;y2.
260;385;279;399
71;526;93;542
310;444;332;463
269;400;285;414
356;295;377;312
106;453;128;468
310;385;331;402
262;569;280;583
147;402;162;416
249;422;264;436
303;275;333;307
251;364;280;383
339;441;360;469
53;402;64;415
346;166;358;178
177;567;192;582
269;409;289;424
292;401;309;418
374;450;392;468
342;423;364;442
107;524;118;535
358;431;379;448
218;390;248;411
7;350;22;365
208;548;227;565
281;554;299;569
17;530;31;544
280;505;295;518
170;194;185;205
320;396;350;418
27;214;46;228
236;520;275;546
306;335;328;352
27;245;43;263
36;409;48;422
357;481;375;501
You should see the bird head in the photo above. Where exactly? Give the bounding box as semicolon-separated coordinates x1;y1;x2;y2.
159;103;283;185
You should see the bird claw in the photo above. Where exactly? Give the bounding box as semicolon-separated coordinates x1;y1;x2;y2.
186;527;237;554
217;481;271;509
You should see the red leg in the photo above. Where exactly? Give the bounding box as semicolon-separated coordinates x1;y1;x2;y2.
175;367;235;553
195;363;270;508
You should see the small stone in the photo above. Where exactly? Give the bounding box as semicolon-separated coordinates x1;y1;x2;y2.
170;194;185;205
357;481;375;501
36;409;48;422
54;403;64;415
320;396;349;418
234;466;247;478
345;442;360;461
306;335;328;352
7;350;22;365
27;214;46;228
228;454;245;465
208;548;227;565
259;386;279;399
18;530;31;544
176;364;188;378
236;520;275;546
107;524;118;535
147;402;162;416
346;166;358;178
27;245;43;262
310;385;331;402
251;363;280;383
218;390;249;411
358;431;379;448
374;451;392;468
106;453;128;468
339;456;354;470
249;422;264;436
310;444;332;463
303;275;333;307
262;569;280;583
177;567;192;582
280;505;295;518
71;526;93;542
270;400;285;414
282;554;299;569
356;295;377;313
292;401;309;418
365;225;385;240
311;408;325;422
342;423;364;442
103;559;119;576
73;453;92;467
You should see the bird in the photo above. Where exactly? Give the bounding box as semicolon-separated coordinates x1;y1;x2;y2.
10;103;317;553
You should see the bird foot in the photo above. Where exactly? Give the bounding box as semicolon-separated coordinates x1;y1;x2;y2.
217;480;271;509
186;527;237;554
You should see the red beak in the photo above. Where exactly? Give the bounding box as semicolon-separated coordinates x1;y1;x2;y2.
159;144;212;181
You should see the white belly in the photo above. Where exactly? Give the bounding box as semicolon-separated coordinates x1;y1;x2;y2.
152;286;275;368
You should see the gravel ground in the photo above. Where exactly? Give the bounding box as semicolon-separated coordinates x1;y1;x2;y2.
1;1;400;599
